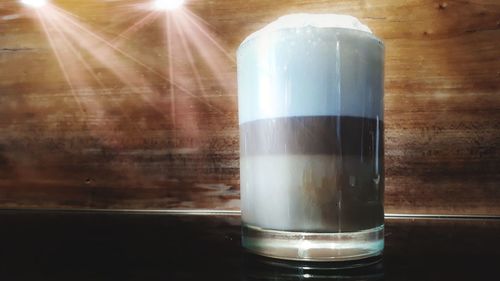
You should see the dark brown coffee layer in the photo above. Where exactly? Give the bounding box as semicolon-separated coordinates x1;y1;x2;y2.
240;116;383;157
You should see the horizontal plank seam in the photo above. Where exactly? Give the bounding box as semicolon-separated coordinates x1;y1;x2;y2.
1;208;500;220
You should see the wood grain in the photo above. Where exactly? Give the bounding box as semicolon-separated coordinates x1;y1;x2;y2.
0;0;499;214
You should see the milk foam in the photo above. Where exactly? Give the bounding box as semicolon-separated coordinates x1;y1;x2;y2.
237;14;384;124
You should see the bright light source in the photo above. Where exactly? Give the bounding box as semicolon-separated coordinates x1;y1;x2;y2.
21;0;48;8
153;0;184;11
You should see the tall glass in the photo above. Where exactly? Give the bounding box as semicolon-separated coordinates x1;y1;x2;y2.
237;14;385;261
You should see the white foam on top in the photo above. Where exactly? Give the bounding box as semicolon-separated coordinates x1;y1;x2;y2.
242;13;372;46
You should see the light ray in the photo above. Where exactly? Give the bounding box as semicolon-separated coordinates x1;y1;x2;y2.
49;5;219;110
52;6;167;81
34;0;232;132
37;9;84;113
175;13;235;95
37;4;173;135
183;9;215;33
172;16;208;99
180;10;235;63
44;12;140;130
166;13;177;142
47;3;81;19
111;11;160;47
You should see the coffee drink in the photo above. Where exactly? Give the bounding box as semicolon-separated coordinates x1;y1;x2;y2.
238;14;384;261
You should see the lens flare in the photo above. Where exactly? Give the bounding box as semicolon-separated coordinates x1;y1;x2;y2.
21;0;47;8
153;0;185;11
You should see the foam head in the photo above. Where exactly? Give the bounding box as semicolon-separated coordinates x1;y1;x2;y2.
237;14;384;124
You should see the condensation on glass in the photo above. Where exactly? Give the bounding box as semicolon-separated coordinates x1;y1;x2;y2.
237;14;385;261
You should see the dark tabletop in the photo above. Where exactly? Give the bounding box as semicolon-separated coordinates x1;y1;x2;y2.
0;210;499;280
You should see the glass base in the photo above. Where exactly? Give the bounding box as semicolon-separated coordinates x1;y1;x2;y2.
242;224;384;262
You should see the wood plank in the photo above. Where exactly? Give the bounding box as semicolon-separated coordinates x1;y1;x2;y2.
0;0;499;214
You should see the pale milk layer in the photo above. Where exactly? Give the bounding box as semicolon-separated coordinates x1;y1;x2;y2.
240;154;384;232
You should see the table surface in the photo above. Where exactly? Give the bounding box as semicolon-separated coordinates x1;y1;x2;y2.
1;210;499;280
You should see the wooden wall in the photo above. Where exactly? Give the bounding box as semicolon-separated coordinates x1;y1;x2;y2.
0;0;499;214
